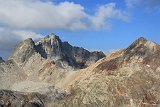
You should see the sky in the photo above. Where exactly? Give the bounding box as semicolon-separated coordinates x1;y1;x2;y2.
0;0;160;59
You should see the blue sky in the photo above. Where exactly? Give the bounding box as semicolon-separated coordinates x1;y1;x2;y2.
40;0;160;50
0;0;160;59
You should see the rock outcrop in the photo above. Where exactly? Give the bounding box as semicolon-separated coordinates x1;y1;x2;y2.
0;57;4;63
0;90;44;107
10;38;37;66
35;34;105;68
0;59;27;89
9;34;105;69
96;37;160;71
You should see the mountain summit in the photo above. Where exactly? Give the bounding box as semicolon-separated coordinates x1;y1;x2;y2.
10;38;36;66
125;37;159;55
10;34;106;69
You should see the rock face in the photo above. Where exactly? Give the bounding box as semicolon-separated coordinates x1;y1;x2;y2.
0;59;27;89
0;88;67;107
0;90;44;107
10;38;37;66
35;34;105;68
0;57;4;63
9;34;105;69
125;37;159;57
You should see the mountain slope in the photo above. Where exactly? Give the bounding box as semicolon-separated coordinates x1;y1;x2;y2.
0;34;106;107
54;37;160;107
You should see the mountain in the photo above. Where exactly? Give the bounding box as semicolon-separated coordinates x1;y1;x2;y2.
10;34;105;69
0;90;44;107
0;57;4;63
0;34;105;107
10;38;37;66
0;35;160;107
54;37;160;107
35;34;105;68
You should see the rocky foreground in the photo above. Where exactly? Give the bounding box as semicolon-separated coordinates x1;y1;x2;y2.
0;35;160;107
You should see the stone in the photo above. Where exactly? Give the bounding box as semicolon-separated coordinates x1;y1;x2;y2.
35;34;106;68
0;57;4;63
0;90;44;107
9;38;36;66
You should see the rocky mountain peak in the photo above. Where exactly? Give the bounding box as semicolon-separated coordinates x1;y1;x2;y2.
10;38;36;65
23;38;34;44
96;37;160;72
125;37;159;55
36;34;61;46
35;34;62;61
35;34;106;68
9;34;105;69
136;36;147;42
126;37;147;51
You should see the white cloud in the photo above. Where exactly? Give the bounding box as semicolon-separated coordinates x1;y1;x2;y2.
0;0;127;31
0;28;42;51
90;3;128;29
0;0;86;30
12;30;43;40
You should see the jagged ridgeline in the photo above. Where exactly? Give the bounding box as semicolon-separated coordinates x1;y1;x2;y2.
10;34;106;69
0;36;160;107
0;34;105;107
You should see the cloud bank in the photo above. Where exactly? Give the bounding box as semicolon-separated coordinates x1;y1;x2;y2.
0;0;128;59
0;0;127;31
0;28;42;51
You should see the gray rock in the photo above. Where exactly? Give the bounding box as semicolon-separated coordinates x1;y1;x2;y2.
0;57;4;63
0;90;44;107
54;37;160;107
125;37;159;56
10;38;37;66
35;34;106;68
0;59;27;89
8;34;105;69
